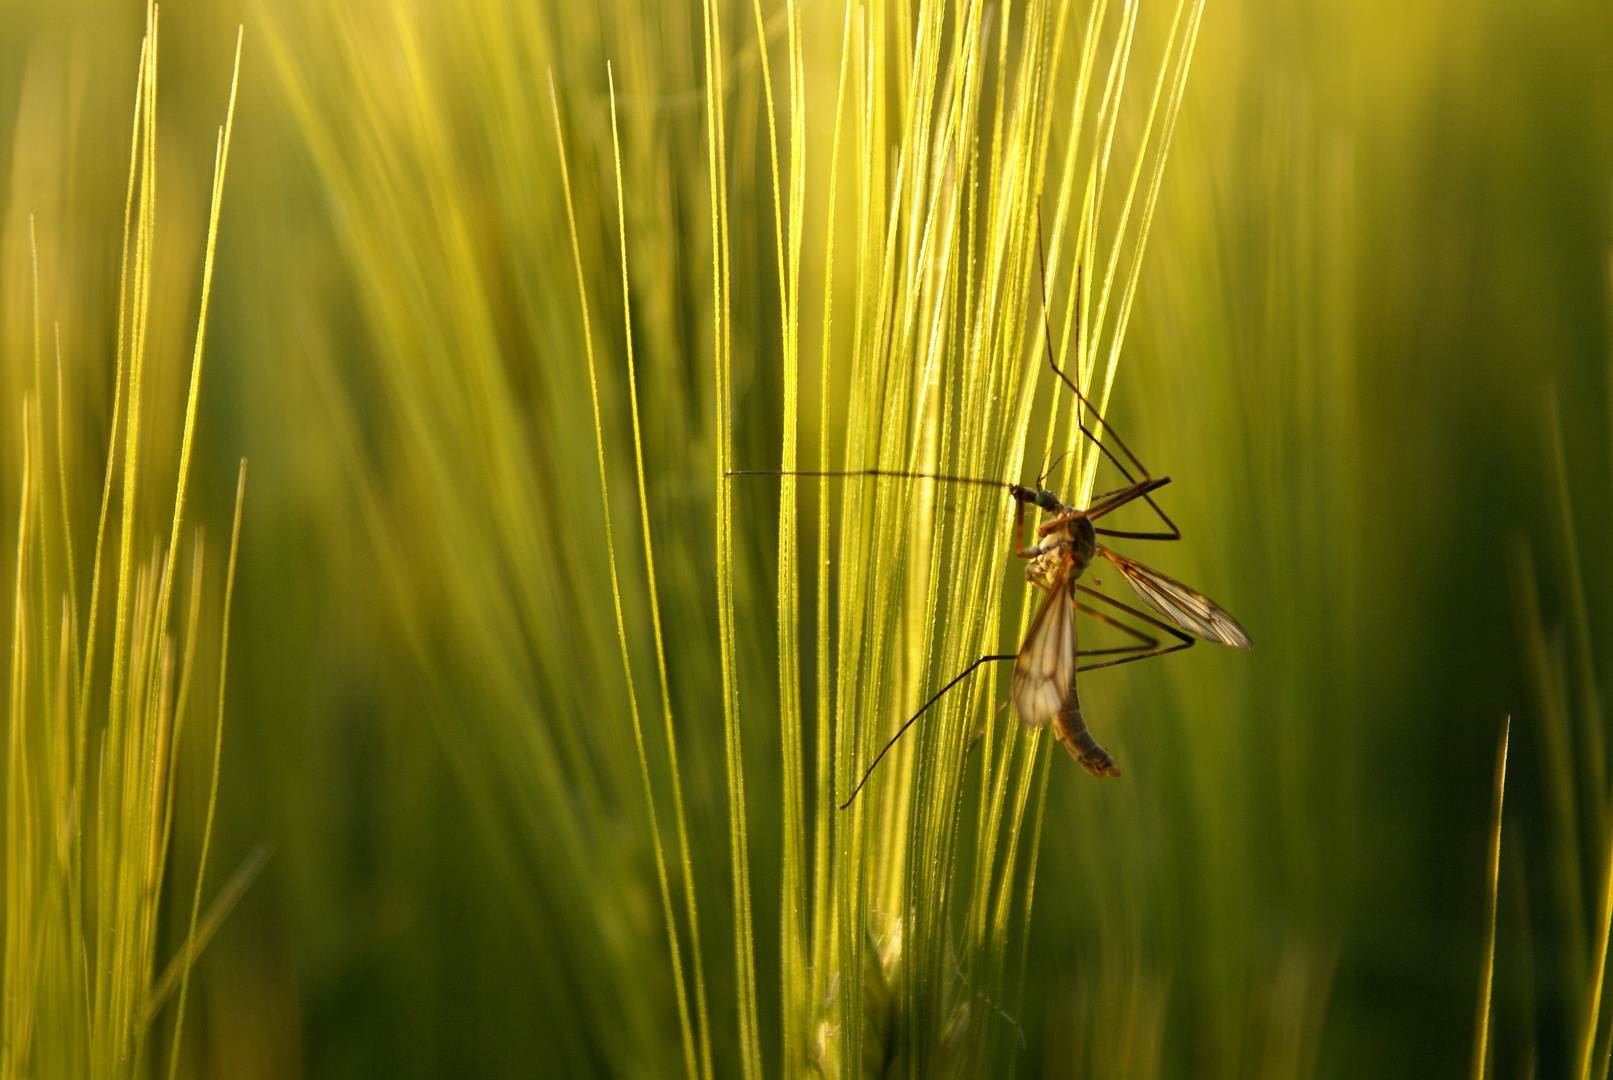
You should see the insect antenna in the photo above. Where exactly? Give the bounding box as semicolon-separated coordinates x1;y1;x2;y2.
1034;207;1179;541
1036;449;1071;487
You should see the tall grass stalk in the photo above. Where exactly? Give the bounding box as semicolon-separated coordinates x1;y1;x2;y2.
700;0;764;1073
1;7;246;1078
606;66;719;1080
1471;718;1507;1080
550;62;707;1080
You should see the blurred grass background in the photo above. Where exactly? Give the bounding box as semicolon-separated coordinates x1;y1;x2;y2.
1;0;1611;1077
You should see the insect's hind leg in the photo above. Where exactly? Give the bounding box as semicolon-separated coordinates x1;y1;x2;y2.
1074;600;1159;658
1072;585;1194;672
1050;588;1200;778
1084;479;1182;542
840;652;1019;810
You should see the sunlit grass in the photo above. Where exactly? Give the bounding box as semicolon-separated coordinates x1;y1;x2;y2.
260;0;1207;1073
1510;383;1613;1080
1;7;248;1078
723;0;1212;1072
1470;718;1507;1080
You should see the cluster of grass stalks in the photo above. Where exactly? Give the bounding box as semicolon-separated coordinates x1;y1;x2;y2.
253;0;1208;1073
1503;378;1613;1080
1;8;251;1077
717;0;1210;1073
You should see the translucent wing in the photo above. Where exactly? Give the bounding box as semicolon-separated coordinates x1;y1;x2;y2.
1098;547;1253;650
1011;578;1078;729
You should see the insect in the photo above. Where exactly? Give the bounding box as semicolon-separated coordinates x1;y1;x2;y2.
1001;462;1252;781
729;233;1251;808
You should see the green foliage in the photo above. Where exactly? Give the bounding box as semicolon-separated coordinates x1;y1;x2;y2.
2;0;1611;1077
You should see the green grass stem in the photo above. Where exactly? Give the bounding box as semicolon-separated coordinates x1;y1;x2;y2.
1471;717;1507;1080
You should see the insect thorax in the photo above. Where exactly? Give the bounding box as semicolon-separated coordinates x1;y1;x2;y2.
1034;513;1096;581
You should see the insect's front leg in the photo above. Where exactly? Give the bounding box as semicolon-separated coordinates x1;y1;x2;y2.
1086;476;1181;541
1036;509;1085;538
1024;565;1054;595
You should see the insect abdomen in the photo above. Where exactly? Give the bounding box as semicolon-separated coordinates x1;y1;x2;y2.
1053;694;1121;778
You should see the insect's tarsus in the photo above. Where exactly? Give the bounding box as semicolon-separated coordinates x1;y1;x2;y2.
839;653;1018;811
1034;209;1149;485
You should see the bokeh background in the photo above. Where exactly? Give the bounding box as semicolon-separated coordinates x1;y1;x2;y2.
2;0;1611;1076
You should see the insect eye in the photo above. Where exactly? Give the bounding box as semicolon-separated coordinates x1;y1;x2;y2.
1037;490;1060;511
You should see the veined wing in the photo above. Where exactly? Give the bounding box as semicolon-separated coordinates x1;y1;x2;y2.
1097;546;1253;650
1011;576;1078;729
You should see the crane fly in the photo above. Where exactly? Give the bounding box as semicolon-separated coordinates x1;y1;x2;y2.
727;224;1251;808
1004;472;1251;781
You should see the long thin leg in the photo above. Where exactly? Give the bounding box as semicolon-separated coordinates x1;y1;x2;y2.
1093;526;1180;541
725;467;1010;494
1032;476;1177;541
1034;212;1186;542
1074;600;1158;656
1085;478;1180;541
1034;213;1151;483
1073;474;1179;541
1072;585;1194;671
1092;520;1181;541
840;653;1018;810
1086;483;1134;504
1013;491;1044;559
